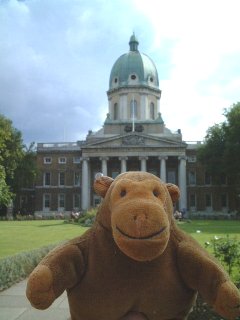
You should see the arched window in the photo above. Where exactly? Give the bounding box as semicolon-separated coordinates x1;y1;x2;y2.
113;103;118;120
150;102;155;120
130;99;137;119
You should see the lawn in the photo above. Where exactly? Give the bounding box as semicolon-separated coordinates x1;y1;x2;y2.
177;219;240;247
0;219;239;259
0;220;87;259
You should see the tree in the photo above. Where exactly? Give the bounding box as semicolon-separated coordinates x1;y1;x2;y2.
0;114;24;183
198;102;240;177
198;102;240;208
0;165;13;206
211;235;240;278
223;103;240;178
0;115;24;208
197;123;226;177
12;142;37;194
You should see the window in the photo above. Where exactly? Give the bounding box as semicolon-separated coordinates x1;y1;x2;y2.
74;172;80;186
221;194;228;208
59;172;65;186
189;194;196;207
44;172;51;186
93;195;101;207
112;171;119;179
43;194;50;209
150;102;155;120
20;195;27;206
73;157;81;164
167;170;176;184
58;194;65;209
113;103;118;120
130;99;137;119
205;172;211;185
188;156;197;163
58;157;66;164
73;194;80;209
148;170;158;177
220;173;227;185
129;74;138;84
205;194;212;207
44;157;52;164
188;170;196;185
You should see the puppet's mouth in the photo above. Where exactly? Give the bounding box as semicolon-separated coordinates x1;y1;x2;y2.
116;226;166;240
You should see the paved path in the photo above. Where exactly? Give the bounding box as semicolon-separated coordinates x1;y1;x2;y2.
0;279;70;320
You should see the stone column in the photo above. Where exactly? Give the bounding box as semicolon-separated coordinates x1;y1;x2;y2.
139;156;148;172
119;156;128;173
178;156;187;212
100;157;109;176
159;156;168;182
157;97;160;114
119;95;123;120
120;94;128;120
108;98;112;119
140;94;147;120
81;157;90;211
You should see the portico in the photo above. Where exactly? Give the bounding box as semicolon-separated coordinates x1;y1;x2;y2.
81;149;187;211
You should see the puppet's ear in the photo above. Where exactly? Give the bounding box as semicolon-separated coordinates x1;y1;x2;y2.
94;173;114;198
166;183;180;204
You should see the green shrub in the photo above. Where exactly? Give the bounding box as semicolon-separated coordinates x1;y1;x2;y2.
0;243;59;291
77;208;97;227
189;235;240;319
205;235;240;281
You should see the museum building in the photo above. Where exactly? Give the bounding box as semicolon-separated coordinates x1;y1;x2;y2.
31;35;234;216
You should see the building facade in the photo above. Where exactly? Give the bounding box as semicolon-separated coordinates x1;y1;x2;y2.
29;35;238;217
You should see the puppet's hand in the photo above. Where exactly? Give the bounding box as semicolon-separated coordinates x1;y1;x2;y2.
213;281;240;320
26;265;55;310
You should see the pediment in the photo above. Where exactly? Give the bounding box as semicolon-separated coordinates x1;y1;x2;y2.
83;133;186;149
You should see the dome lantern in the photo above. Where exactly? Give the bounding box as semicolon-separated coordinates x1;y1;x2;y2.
129;33;139;52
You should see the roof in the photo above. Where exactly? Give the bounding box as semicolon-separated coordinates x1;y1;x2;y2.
109;34;159;90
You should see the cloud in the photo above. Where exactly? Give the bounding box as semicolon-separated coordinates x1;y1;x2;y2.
0;0;149;143
0;0;240;144
133;0;240;140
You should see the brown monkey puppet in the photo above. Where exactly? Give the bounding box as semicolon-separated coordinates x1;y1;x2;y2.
26;171;240;320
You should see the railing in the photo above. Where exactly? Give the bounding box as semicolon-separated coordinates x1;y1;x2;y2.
37;141;85;151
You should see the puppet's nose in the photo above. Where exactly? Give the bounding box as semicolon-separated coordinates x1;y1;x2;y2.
134;213;147;237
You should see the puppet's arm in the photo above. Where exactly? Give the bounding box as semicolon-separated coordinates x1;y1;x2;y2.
177;241;240;319
26;243;85;310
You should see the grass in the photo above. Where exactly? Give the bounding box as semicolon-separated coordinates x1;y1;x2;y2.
0;220;87;259
0;219;239;259
177;219;240;247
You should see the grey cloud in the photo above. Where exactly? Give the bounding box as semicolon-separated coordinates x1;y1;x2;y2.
0;0;154;143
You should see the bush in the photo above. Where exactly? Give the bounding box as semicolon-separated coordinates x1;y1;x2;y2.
189;235;240;319
0;243;60;291
205;235;240;281
77;208;97;227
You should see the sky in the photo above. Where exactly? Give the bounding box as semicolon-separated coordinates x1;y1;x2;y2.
1;0;240;145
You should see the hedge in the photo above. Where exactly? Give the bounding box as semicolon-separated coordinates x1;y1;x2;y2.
0;243;60;291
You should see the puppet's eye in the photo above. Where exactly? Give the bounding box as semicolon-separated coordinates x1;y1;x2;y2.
120;189;127;197
153;189;160;197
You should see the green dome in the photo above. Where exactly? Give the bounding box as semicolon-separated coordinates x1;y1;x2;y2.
109;34;159;90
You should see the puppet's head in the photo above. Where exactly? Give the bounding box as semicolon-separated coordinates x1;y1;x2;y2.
94;171;180;262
